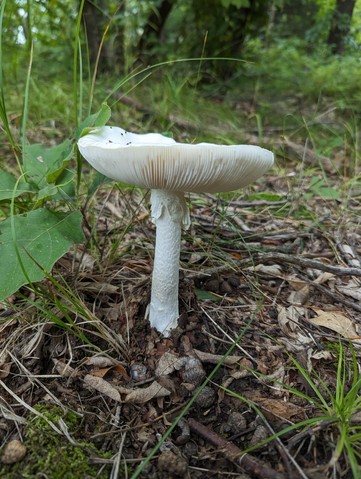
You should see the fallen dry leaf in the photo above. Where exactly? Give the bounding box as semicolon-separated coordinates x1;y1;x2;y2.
155;352;185;376
53;359;80;378
252;264;283;276
287;285;310;305
250;396;306;422
314;272;335;284
336;279;361;301
123;381;171;403
84;373;171;404
193;349;244;365
277;305;304;336
85;356;120;368
84;374;121;401
309;308;359;339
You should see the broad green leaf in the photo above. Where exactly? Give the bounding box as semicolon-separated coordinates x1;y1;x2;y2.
0;169;34;201
38;169;75;201
317;187;340;200
0;209;83;301
23;139;74;189
75;103;111;140
53;169;76;200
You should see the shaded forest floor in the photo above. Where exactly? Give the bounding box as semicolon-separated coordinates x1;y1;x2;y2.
1;89;361;479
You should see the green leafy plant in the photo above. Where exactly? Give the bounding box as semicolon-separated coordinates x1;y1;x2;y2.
0;0;116;303
305;175;340;200
0;209;83;301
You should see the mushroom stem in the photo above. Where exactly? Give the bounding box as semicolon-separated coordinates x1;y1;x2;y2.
149;189;190;336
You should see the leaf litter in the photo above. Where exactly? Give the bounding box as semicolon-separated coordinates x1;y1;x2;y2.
1;146;361;478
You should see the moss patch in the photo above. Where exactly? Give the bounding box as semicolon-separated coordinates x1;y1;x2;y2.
0;404;112;479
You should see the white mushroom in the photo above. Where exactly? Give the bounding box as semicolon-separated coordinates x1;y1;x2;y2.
78;126;274;336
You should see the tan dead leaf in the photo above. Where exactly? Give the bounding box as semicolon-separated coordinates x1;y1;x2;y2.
85;356;119;368
83;374;121;401
124;381;170;403
155;352;185;377
286;274;307;290
251;397;306;422
90;367;113;378
53;359;80;378
277;305;304;336
314;272;335;284
287;285;310;305
86;357;129;380
309;350;333;361
337;280;361;301
78;282;119;294
252;264;283;276
309;308;358;339
0;362;11;379
193;349;244;366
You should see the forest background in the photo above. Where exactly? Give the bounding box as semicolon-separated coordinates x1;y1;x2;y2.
1;1;361;478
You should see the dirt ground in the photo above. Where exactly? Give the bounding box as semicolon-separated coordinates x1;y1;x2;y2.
1;153;361;478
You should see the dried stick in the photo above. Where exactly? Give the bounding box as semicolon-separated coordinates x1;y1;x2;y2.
188;418;286;479
187;252;361;280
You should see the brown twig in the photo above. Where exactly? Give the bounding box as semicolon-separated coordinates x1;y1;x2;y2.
187;252;361;280
188;417;286;479
304;279;361;313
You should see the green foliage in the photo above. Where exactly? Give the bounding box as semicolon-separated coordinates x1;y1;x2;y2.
0;101;112;300
0;0;113;302
305;175;340;200
0;170;33;201
0;404;111;479
75;102;111;139
242;38;361;113
0;209;83;301
23;140;74;195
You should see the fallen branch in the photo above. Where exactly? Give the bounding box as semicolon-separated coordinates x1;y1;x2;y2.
187;252;361;280
188;417;286;479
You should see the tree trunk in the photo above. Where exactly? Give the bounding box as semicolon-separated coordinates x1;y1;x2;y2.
327;0;356;54
82;0;124;73
138;0;175;61
82;0;105;67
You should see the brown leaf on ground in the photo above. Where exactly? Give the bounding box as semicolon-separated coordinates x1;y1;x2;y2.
83;374;122;401
123;381;171;403
309;308;359;340
248;396;307;423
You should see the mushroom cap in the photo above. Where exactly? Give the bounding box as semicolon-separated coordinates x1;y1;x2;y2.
78;126;274;193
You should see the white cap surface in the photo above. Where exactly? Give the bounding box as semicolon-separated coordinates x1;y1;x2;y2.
78;126;274;193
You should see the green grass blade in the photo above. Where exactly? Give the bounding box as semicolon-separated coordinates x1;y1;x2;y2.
73;0;86;127
21;40;33;168
0;0;20;166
